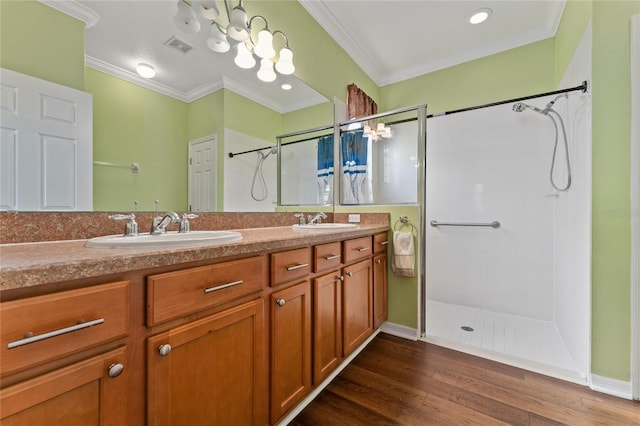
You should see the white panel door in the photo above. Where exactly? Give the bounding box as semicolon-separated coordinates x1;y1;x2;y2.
0;68;92;211
188;135;217;212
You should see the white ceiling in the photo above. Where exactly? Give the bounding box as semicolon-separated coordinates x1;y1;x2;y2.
43;0;566;108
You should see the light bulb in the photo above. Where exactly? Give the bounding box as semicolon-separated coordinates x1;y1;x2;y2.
173;0;201;34
192;0;218;20
257;58;276;82
376;123;386;134
254;29;275;59
136;63;156;78
227;6;249;41
206;24;230;53
275;47;295;75
234;42;256;69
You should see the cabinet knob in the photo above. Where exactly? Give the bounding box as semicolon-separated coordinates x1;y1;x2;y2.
158;344;172;357
276;299;286;307
338;275;344;282
375;259;382;264
347;272;353;277
107;363;124;378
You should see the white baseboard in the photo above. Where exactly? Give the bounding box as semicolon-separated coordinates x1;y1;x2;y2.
590;374;633;400
380;321;419;340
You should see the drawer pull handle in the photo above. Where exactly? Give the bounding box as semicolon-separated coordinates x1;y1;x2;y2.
380;241;389;246
7;318;105;349
204;280;243;294
107;363;124;378
158;344;172;357
286;263;309;271
324;255;341;261
276;299;286;307
356;247;370;252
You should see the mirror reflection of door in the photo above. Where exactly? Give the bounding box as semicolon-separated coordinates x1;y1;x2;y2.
188;135;217;212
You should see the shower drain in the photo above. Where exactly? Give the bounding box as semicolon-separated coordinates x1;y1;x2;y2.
460;326;474;332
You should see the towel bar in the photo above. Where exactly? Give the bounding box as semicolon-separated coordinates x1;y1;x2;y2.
430;220;500;229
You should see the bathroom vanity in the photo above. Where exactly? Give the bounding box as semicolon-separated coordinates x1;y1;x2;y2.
0;223;389;425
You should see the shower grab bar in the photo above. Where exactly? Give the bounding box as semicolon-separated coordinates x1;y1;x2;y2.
430;220;501;229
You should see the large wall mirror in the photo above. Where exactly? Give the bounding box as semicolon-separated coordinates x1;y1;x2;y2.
2;0;333;213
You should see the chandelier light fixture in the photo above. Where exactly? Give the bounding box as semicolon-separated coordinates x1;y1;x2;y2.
364;122;392;141
173;0;295;82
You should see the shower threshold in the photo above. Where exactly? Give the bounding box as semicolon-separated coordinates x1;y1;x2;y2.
423;301;587;385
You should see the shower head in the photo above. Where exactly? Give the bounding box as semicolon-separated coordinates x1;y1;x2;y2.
512;102;546;115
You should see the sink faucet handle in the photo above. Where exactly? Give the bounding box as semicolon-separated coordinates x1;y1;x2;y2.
294;213;306;225
179;213;198;233
108;213;139;236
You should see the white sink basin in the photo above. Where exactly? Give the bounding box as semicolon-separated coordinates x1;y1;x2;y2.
292;223;359;231
86;230;242;249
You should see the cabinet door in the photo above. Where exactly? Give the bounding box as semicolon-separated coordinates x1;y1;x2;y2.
313;272;342;385
270;281;311;424
342;259;373;357
147;299;267;426
0;346;127;426
373;253;388;329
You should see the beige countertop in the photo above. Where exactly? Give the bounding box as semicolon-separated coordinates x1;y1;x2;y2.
0;225;389;291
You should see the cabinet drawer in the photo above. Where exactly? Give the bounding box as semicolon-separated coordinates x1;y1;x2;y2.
343;236;373;263
147;256;265;326
373;232;390;254
314;242;342;272
270;247;311;286
0;281;129;376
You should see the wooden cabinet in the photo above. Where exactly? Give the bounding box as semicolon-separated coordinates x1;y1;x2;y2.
312;271;342;385
373;232;389;329
342;259;373;357
373;253;388;329
147;299;267;426
0;346;127;426
270;280;312;423
0;280;129;426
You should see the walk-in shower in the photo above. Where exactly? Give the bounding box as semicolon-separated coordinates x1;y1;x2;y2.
424;83;591;384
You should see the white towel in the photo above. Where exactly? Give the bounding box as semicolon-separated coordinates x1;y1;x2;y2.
392;231;414;277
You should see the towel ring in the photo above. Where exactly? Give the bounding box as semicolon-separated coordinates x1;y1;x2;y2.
394;216;417;233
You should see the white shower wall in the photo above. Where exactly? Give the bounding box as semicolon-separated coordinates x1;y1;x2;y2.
426;105;556;320
224;129;277;212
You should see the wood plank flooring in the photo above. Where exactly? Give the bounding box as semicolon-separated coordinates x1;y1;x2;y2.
290;333;640;425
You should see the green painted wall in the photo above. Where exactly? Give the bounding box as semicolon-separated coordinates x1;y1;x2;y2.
0;0;85;90
87;68;188;212
380;38;556;113
590;0;638;382
282;102;334;135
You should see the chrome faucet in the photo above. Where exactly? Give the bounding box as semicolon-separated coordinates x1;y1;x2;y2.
307;212;327;225
179;213;198;233
294;213;306;225
151;211;180;234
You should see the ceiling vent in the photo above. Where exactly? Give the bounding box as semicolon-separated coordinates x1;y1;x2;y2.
164;36;193;54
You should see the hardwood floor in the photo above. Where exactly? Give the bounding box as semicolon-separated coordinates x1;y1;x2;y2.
290;333;640;425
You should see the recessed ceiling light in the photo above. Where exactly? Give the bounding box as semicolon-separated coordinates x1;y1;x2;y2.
281;83;292;90
136;63;156;78
468;8;492;25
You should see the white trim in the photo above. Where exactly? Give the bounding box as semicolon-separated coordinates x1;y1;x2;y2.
299;0;566;87
630;13;640;401
39;0;99;28
590;374;633;400
380;322;419;341
276;328;381;426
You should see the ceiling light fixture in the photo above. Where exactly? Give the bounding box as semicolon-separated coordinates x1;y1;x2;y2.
468;8;492;25
364;122;392;141
136;63;156;78
173;0;295;83
281;83;292;91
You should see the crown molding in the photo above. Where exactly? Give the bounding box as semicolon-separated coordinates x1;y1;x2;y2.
86;56;191;102
39;0;99;28
300;0;566;88
298;0;385;86
222;77;285;113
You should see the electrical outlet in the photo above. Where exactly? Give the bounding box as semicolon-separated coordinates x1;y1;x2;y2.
348;214;361;223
